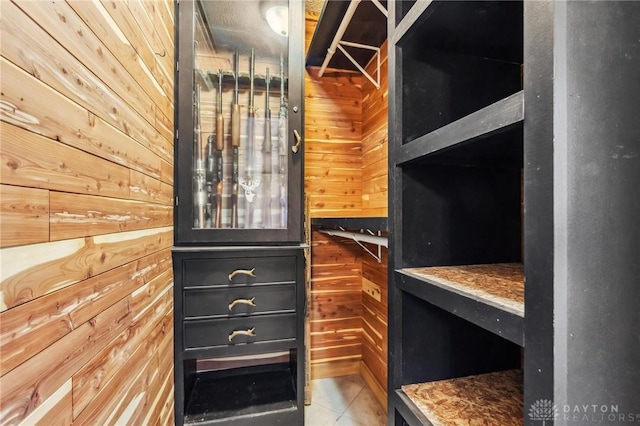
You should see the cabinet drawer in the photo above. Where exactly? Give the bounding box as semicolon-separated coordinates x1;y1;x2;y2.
183;256;297;287
184;284;296;318
184;314;296;349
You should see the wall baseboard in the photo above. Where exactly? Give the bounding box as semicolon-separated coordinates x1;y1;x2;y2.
360;361;387;412
310;358;361;380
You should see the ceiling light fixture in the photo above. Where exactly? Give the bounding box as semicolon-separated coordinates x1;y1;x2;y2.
265;5;288;37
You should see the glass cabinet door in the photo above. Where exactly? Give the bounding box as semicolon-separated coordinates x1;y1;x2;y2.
176;0;303;244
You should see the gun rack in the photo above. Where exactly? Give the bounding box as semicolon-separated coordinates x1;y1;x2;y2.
195;69;288;93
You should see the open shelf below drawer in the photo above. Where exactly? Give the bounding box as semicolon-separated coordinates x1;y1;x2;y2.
397;263;524;345
184;363;298;424
401;369;523;426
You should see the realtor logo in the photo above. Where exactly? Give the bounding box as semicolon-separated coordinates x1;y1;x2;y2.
529;399;559;425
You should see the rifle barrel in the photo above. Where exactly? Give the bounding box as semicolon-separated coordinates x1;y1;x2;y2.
262;68;272;228
278;55;288;228
245;48;257;228
231;49;240;228
214;70;224;228
194;83;206;228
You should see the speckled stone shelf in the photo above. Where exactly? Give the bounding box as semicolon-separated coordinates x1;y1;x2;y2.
401;263;524;317
402;369;524;426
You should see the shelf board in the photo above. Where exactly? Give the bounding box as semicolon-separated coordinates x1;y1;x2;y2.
400;369;523;426
184;365;299;424
393;1;522;64
311;216;388;232
397;263;524;346
396;91;523;166
393;1;436;46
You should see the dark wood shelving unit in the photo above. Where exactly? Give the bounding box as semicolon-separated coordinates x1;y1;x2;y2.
388;1;640;425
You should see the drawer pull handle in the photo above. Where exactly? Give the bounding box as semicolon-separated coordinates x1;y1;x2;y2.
228;268;256;281
228;297;256;311
228;327;256;342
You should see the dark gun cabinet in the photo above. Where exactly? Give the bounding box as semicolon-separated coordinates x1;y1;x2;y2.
175;0;304;245
173;1;305;425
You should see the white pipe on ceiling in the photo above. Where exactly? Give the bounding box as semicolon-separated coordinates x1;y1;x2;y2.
318;0;362;77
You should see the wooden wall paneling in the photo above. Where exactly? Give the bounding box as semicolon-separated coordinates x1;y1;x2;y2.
0;298;131;424
160;157;173;186
97;0;174;115
71;306;171;424
361;41;388;217
305;96;362;118
361;44;389;136
1;261;139;375
310;291;363;321
1;2;172;168
11;1;160;127
305;141;362;156
141;316;175;425
360;345;388;410
306;119;363;142
66;0;175;146
122;0;175;104
1;58;162;180
305;71;364;100
0;0;174;423
145;366;175;426
360;249;389;408
71;291;172;422
153;0;175;53
0;123;130;199
362;125;389;165
311;317;362;351
129;170;173;205
310;230;364;377
304;14;390;407
156;108;175;148
0;249;170;375
0;184;49;248
49;192;172;241
304;19;364;217
18;380;73;426
0;227;172;311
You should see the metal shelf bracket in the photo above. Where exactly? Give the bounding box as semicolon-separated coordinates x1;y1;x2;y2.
317;0;388;89
318;227;388;263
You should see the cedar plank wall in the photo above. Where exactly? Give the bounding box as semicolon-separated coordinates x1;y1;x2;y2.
359;40;389;409
304;11;388;410
0;1;174;425
304;11;364;379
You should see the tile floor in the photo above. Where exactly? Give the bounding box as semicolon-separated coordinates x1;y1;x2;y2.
304;375;387;426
